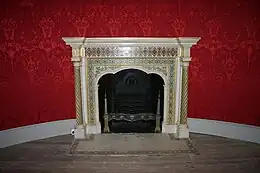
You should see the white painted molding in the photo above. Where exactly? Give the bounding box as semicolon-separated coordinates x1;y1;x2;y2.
62;37;86;47
62;37;201;47
188;118;260;144
81;58;87;125
0;119;76;148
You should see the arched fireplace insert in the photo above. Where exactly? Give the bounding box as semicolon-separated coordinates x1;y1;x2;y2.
98;69;164;133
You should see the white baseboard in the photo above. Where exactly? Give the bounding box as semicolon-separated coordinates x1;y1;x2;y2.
1;118;259;148
0;119;76;148
188;118;260;144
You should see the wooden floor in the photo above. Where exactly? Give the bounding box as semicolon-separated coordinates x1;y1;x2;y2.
0;133;260;173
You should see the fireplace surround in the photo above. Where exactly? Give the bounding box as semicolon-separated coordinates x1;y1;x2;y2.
62;37;200;139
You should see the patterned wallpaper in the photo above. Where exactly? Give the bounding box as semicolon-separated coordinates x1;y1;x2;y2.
0;0;260;130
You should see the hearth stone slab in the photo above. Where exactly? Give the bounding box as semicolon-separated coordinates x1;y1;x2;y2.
68;133;199;156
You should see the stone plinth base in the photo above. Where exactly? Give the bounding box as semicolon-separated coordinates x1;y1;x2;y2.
162;123;177;134
74;123;101;139
175;124;189;139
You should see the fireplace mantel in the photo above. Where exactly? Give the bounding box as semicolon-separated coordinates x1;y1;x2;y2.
62;37;200;139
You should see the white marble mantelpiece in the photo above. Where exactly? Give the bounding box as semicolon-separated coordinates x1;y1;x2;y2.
62;37;200;139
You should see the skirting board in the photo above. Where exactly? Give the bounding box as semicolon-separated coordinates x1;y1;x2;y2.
188;118;260;144
0;119;76;148
0;118;260;148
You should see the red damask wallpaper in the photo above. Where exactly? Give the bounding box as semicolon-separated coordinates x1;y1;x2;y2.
0;0;260;130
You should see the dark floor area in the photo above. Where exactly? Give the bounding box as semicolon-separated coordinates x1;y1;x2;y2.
0;133;260;173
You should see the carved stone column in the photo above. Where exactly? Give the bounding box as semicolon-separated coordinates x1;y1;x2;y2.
71;47;86;139
177;54;192;139
72;57;83;127
180;59;190;126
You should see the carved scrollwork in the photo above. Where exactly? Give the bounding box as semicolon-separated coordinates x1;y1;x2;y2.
142;66;167;76
94;65;168;78
86;57;176;125
85;46;178;57
94;66;120;78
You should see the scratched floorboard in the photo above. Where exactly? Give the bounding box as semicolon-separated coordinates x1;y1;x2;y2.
0;133;260;173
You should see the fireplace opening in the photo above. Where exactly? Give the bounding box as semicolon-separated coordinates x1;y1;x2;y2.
98;69;164;133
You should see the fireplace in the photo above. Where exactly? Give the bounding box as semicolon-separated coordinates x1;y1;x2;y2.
62;37;200;139
98;69;164;133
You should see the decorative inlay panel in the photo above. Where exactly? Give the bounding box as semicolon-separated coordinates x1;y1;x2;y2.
86;57;176;125
94;63;168;77
180;66;189;124
167;63;176;124
94;66;120;78
85;46;178;58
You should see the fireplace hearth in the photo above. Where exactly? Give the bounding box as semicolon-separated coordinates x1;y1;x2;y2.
62;37;200;139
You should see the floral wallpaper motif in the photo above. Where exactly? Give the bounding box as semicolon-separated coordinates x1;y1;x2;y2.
0;0;260;130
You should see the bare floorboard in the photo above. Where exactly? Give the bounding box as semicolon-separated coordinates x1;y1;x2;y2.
0;133;260;173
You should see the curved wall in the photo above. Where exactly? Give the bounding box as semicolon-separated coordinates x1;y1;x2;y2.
0;0;260;131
